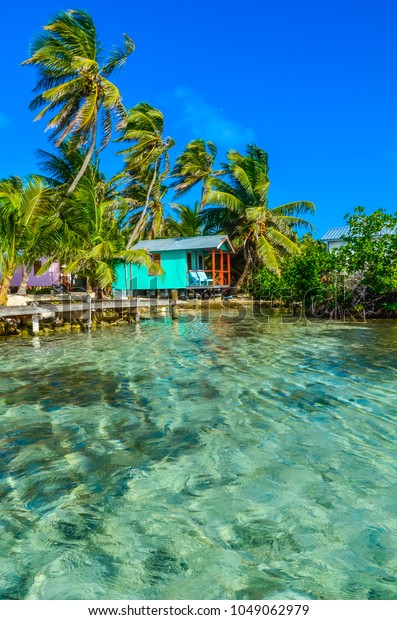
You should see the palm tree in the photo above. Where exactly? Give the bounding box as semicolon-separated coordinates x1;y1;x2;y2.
123;167;169;239
117;103;174;247
167;202;206;237
170;139;224;210
36;142;102;190
57;174;154;294
23;9;134;195
204;144;315;286
35;144;150;293
0;176;54;305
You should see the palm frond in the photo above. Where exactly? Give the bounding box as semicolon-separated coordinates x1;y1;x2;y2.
265;228;300;256
256;236;280;274
271;201;316;216
102;34;135;77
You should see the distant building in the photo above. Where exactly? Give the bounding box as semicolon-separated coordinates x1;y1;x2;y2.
321;226;350;251
322;224;396;251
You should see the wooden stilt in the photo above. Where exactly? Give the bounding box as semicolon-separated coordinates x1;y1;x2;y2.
170;289;179;320
227;252;231;285
212;249;216;284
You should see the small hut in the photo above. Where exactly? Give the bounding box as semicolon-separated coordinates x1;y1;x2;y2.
114;235;235;297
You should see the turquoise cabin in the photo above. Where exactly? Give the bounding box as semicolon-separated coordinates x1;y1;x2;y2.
113;235;235;296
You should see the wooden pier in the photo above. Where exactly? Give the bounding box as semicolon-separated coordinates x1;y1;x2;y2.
0;296;178;334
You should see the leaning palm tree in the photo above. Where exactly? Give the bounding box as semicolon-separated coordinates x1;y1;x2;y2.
170;139;224;210
36;141;103;190
123;167;169;239
0;176;54;305
117;103;174;247
23;9;134;195
204;144;315;285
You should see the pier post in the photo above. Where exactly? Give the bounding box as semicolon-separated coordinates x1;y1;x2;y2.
32;314;40;335
86;294;92;330
136;305;140;322
170;290;179;320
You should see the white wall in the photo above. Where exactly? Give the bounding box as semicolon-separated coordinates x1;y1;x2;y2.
327;240;346;252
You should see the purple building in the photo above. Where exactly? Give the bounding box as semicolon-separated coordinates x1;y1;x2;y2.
10;259;61;290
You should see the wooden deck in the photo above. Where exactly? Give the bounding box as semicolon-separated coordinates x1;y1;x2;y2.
0;297;177;333
0;298;169;318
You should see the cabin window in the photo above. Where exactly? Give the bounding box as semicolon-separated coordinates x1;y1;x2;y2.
197;254;204;270
187;252;193;271
148;253;161;276
33;260;42;275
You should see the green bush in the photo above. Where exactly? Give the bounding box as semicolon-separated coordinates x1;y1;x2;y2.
252;236;335;308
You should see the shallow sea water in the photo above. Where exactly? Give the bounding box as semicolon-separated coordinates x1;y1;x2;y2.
1;311;397;600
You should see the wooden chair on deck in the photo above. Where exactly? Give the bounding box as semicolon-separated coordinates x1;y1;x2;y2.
197;271;213;286
189;271;200;285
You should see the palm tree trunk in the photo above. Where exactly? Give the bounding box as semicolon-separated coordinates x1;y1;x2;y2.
235;253;253;289
126;163;158;249
0;266;15;306
199;182;206;211
17;268;31;295
66;108;98;196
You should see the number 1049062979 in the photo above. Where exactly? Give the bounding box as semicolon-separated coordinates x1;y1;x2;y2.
230;605;310;616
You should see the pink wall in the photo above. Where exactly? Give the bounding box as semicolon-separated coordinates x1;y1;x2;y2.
10;259;61;288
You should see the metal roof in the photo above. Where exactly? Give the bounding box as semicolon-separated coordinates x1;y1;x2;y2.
322;225;396;241
131;235;234;252
321;226;350;240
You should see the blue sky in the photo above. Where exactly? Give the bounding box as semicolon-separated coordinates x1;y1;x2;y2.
1;0;396;236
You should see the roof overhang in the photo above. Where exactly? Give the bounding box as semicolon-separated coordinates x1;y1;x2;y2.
216;235;235;253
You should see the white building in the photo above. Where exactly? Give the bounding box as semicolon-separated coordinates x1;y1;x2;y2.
322;224;396;251
321;226;350;251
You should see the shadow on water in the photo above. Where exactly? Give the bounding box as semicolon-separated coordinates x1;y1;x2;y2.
0;365;134;411
0;359;209;599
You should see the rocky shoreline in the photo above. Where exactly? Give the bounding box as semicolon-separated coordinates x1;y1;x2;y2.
0;298;257;338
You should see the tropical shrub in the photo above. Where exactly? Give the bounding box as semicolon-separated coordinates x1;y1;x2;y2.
335;207;397;296
252;236;335;308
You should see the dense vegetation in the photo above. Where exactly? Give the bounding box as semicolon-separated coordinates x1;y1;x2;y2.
251;208;397;318
0;8;396;317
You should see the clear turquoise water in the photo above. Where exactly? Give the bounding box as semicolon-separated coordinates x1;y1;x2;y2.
1;312;397;600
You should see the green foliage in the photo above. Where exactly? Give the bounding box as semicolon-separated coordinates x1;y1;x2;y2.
167;203;203;238
170;139;223;210
117;103;174;245
282;236;335;304
335;207;397;295
253;210;397;317
37;142;103;189
0;176;55;304
252;236;334;304
204;144;315;283
23;9;134;194
57;174;153;290
118;103;174;175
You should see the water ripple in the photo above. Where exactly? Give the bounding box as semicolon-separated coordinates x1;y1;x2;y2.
0;315;397;599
